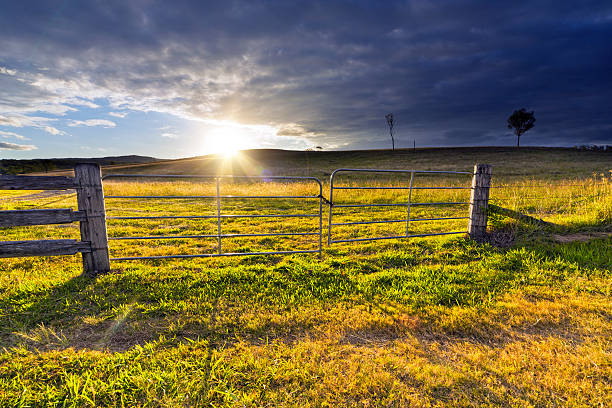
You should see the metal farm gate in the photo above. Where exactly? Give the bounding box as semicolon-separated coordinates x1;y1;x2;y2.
327;168;474;244
1;164;491;275
102;174;324;260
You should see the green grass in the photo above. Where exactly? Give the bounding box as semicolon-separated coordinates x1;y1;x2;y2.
0;147;611;407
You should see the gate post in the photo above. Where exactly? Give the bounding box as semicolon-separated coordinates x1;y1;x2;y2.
468;164;492;240
75;163;110;275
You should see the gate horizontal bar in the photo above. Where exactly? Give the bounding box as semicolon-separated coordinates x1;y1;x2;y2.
331;216;469;226
332;186;471;190
333;202;469;208
331;219;405;226
410;216;469;222
109;232;318;240
107;213;320;220
411;202;470;206
106;195;319;199
329;231;466;243
330;168;472;175
103;174;322;180
111;249;319;261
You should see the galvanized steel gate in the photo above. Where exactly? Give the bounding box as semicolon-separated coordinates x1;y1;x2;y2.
102;168;475;261
327;168;473;244
102;174;323;260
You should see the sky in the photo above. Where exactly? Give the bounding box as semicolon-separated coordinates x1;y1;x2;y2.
1;0;611;159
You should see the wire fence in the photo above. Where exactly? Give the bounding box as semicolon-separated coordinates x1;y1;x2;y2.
488;174;611;222
1;168;609;261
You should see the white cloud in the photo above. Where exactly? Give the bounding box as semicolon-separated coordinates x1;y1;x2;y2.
68;119;116;128
72;99;99;109
0;114;51;127
0;114;26;127
0;47;254;127
34;104;77;115
0;130;29;140
43;125;66;135
0;67;17;76
0;141;36;150
161;132;178;138
0;114;64;135
276;123;325;138
0;114;66;135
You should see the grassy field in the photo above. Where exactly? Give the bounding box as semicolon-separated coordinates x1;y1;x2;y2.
0;147;610;407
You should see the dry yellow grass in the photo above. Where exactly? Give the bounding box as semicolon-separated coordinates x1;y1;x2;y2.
0;148;610;406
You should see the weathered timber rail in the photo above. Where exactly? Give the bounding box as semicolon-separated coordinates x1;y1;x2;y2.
0;163;110;275
0;175;77;190
0;208;86;227
0;239;92;257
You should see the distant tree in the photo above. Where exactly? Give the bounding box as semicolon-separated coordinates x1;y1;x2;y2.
507;108;535;149
385;113;395;151
315;146;323;150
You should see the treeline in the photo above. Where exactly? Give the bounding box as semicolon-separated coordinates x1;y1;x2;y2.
1;159;60;174
0;155;158;175
574;144;612;151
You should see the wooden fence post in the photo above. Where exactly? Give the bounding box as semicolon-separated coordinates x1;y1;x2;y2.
74;163;110;275
468;164;492;240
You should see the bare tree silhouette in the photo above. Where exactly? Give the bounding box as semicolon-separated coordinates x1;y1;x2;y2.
385;113;395;151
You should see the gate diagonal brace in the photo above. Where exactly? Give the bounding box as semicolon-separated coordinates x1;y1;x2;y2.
319;195;333;206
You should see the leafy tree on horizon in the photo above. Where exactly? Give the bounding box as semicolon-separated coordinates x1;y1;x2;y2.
507;108;535;149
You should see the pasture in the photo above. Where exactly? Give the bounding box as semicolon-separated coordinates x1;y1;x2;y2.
0;147;610;407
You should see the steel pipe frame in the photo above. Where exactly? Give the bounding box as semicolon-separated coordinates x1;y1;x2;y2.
102;174;324;259
329;231;466;244
331;216;469;227
332;202;469;208
106;195;319;199
107;214;319;220
332;186;470;190
328;168;472;244
108;232;319;240
111;249;319;261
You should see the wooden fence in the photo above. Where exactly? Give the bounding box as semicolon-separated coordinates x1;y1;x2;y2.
0;163;110;276
0;163;493;276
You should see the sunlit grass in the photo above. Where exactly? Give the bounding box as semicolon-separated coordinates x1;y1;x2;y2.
0;152;610;406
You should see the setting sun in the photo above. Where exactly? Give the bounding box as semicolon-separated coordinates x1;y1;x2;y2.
211;138;240;158
196;119;312;158
202;125;249;157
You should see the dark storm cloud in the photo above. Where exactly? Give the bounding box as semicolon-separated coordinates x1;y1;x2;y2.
1;0;611;148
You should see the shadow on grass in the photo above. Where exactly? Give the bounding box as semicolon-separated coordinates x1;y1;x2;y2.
490;214;612;271
489;203;611;235
0;222;609;353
